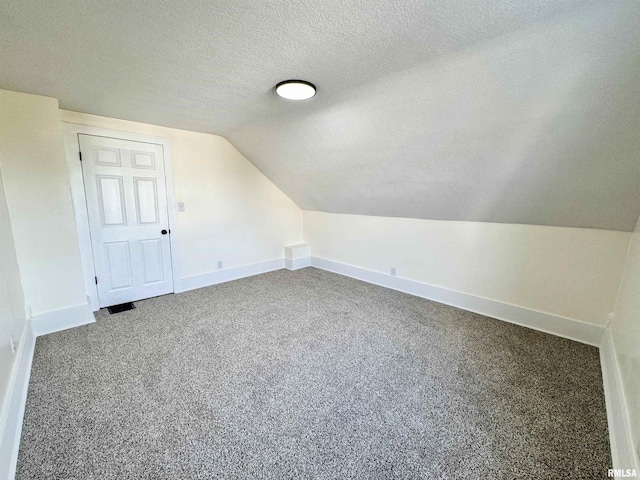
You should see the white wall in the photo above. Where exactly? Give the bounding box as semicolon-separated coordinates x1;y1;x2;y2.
0;90;87;317
609;215;640;464
304;211;630;326
60;111;302;283
0;163;26;440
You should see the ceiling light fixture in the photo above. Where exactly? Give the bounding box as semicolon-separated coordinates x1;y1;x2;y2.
275;80;316;100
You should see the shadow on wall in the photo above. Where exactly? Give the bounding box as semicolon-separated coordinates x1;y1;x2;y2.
229;0;640;232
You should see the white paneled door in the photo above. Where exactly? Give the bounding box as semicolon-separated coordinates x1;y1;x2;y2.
79;134;174;307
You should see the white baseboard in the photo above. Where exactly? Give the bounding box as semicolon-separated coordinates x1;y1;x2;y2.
285;256;311;271
30;303;95;337
179;258;285;293
310;257;603;347
1;304;96;478
0;321;36;480
0;258;621;480
600;329;639;476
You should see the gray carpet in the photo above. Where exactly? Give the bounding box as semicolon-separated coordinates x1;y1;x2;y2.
17;268;611;479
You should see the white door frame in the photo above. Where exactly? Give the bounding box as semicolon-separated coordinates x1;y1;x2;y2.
63;123;182;311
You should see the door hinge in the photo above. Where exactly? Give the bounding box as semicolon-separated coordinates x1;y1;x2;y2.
79;151;83;161
95;276;98;284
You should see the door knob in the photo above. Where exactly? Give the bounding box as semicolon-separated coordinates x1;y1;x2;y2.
161;229;168;235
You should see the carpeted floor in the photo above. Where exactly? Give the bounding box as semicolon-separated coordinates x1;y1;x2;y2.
17;268;611;479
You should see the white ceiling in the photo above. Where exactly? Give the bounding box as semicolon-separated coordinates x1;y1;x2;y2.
2;0;639;230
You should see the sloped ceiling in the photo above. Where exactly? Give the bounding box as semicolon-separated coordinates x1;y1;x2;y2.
1;0;639;230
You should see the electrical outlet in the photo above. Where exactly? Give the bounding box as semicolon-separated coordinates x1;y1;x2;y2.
9;335;16;354
217;260;223;269
177;202;185;212
390;267;397;277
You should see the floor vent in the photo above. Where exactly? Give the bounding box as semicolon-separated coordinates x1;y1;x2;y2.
107;302;136;314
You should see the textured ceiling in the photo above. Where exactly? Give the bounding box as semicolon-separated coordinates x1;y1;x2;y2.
1;0;639;230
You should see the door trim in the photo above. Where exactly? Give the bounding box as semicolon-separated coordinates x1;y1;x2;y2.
63;123;182;311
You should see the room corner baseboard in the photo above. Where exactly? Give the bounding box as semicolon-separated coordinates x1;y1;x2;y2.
0;321;36;480
30;303;95;337
600;329;639;476
310;256;603;347
179;258;286;293
1;305;95;478
285;256;311;271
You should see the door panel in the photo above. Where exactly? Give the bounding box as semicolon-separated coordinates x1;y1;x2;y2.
97;175;126;226
80;134;173;307
105;241;133;289
140;239;164;284
95;147;121;166
132;151;155;169
134;178;159;225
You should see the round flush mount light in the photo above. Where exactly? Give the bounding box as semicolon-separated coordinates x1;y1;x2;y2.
275;80;316;100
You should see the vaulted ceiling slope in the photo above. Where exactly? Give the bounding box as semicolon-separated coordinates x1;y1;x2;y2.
1;1;639;230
